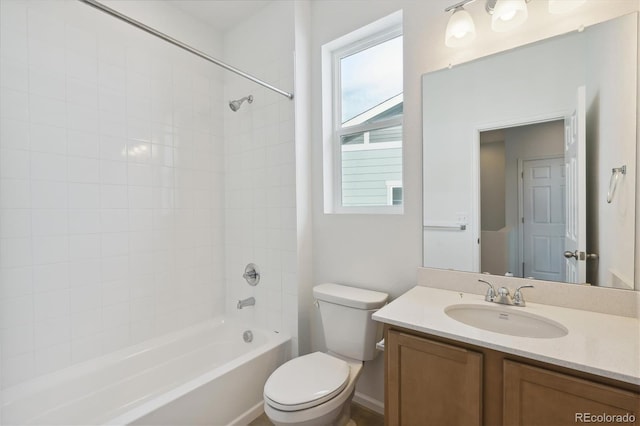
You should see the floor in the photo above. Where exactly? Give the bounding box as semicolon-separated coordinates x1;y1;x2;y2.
249;402;385;426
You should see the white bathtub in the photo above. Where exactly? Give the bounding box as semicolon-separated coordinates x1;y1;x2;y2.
1;318;290;426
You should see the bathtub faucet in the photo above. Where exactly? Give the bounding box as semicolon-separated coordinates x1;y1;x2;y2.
237;297;255;309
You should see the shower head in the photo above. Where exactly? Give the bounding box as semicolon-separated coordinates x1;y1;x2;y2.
229;95;253;111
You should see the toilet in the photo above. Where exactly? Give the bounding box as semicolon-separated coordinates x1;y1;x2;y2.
263;283;388;426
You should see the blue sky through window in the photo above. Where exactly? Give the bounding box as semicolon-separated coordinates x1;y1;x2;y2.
340;35;403;124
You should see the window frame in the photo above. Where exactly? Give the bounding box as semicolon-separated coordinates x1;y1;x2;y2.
323;17;404;214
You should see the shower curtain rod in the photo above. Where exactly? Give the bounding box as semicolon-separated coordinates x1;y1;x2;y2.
78;0;294;100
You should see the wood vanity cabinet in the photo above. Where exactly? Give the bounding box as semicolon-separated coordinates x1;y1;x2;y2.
384;326;640;426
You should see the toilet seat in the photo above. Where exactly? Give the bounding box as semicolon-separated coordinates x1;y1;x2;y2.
264;352;350;411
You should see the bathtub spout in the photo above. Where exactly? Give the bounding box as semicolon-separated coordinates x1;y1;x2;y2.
237;297;255;309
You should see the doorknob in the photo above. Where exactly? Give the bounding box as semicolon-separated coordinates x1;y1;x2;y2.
563;250;586;260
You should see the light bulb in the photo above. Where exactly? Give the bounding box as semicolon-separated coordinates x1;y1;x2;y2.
445;6;476;48
492;0;528;32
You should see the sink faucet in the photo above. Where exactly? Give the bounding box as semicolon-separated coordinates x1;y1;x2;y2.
477;280;533;307
237;297;255;309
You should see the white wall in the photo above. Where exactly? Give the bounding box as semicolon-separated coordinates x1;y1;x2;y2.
0;0;225;388
585;16;638;289
310;0;639;409
222;2;300;352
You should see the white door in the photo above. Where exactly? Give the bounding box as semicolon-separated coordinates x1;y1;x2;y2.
522;157;566;281
564;86;587;283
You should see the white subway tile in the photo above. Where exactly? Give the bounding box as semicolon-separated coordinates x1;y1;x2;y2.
2;325;33;357
0;266;33;300
1;88;28;121
99;159;127;185
34;316;70;350
0;118;29;150
0;61;28;92
0;149;29;179
70;308;101;338
71;334;102;363
31;209;68;236
68;183;100;209
1;352;35;387
33;262;69;294
100;256;128;282
99;135;127;161
30;151;67;181
67;130;99;159
34;342;71;375
1;295;33;327
67;78;98;108
68;157;99;184
32;236;69;265
100;184;128;209
30;123;67;155
68;259;101;287
70;285;101;315
101;233;129;257
0;209;30;238
0;178;30;208
68;209;100;234
34;289;70;322
0;237;32;268
29;94;65;127
69;234;101;260
100;209;129;233
29;67;65;100
101;324;130;353
67;104;99;133
31;180;67;209
66;51;98;83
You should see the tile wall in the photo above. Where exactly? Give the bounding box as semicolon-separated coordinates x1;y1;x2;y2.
0;0;226;387
222;2;299;354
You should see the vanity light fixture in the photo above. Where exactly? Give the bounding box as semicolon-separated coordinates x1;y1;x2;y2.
444;0;589;47
445;0;477;47
548;0;586;14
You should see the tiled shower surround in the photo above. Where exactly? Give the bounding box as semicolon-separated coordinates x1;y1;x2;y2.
0;0;228;387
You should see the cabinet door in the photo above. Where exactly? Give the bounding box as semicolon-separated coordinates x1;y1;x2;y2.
504;360;640;426
386;330;482;426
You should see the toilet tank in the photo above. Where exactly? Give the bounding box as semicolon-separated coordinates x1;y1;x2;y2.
313;283;388;361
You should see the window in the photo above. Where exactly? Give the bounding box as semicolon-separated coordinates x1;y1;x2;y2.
322;12;403;213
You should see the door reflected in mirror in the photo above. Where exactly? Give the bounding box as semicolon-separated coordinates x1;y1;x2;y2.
480;120;568;282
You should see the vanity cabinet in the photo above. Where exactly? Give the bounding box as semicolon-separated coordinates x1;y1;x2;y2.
504;361;640;426
385;326;640;426
386;330;483;425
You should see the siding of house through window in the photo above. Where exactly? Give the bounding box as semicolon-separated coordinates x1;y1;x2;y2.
342;146;402;206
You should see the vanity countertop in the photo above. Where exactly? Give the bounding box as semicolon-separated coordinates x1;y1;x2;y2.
373;286;640;385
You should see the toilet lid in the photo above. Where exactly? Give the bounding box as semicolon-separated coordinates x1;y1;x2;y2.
264;352;350;411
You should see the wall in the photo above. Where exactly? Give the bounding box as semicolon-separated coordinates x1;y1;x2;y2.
0;0;225;388
585;16;638;289
479;140;505;231
222;2;300;353
309;0;639;410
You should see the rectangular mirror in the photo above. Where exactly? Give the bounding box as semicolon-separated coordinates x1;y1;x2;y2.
422;13;638;290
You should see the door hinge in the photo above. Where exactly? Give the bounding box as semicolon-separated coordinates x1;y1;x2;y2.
521;217;524;223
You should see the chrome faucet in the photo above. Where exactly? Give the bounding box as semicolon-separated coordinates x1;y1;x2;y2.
477;280;533;307
237;297;255;309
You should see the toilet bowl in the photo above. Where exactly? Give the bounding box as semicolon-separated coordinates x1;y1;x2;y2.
263;283;388;426
264;352;363;426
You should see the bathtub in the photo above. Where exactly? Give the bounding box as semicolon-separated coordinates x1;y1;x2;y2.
1;318;290;425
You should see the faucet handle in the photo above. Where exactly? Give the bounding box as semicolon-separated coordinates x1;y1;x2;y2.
513;285;534;306
478;279;496;302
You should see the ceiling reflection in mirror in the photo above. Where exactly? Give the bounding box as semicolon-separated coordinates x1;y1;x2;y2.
422;13;638;290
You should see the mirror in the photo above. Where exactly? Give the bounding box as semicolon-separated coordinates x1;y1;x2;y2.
422;13;637;290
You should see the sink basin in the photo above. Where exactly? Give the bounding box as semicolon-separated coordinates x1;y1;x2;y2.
445;304;568;338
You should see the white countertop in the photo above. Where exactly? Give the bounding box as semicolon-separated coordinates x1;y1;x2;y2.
373;286;640;385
